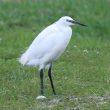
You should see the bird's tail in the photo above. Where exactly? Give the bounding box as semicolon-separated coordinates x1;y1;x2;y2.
19;53;29;66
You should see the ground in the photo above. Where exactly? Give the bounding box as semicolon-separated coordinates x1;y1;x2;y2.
0;0;110;110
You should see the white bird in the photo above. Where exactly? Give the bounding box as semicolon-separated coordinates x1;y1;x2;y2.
19;16;86;99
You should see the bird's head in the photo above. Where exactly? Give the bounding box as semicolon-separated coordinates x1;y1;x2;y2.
57;16;86;27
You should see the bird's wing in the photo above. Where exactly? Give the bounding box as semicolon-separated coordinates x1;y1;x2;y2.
19;25;71;66
30;24;57;47
21;24;62;61
26;31;63;59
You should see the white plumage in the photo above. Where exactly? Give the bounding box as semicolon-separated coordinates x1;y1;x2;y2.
19;16;73;70
19;16;86;99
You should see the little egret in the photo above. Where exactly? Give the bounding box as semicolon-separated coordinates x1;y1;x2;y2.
19;16;86;99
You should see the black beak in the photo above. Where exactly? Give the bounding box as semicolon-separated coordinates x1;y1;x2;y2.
73;20;87;26
67;20;87;26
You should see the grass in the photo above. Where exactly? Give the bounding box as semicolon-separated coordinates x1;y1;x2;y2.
0;0;110;109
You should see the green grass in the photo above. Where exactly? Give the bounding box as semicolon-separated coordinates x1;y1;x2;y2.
0;0;110;109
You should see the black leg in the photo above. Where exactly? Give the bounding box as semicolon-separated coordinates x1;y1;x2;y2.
40;69;44;95
48;65;56;95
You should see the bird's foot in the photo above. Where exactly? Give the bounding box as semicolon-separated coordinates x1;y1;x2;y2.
36;95;46;100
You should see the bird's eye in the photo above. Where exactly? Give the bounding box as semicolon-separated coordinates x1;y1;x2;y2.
66;19;73;23
66;19;68;21
66;19;69;22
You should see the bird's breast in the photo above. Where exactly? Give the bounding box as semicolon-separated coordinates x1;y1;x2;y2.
50;29;72;60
